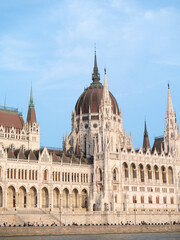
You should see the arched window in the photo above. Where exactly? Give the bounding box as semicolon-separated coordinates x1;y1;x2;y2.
133;195;137;203
97;168;102;182
81;189;88;209
168;167;173;184
154;165;159;180
123;162;129;178
148;196;152;204
139;164;144;182
131;163;136;179
113;168;118;181
146;165;152;180
44;169;48;181
161;166;166;183
156;196;159;204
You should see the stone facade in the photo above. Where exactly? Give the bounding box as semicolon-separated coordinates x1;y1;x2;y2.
0;52;180;225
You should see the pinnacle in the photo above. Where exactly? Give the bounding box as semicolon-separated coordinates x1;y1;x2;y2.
29;85;34;108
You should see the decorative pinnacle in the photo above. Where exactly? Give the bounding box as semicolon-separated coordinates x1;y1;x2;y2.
92;48;100;84
168;83;170;89
29;85;34;108
104;68;106;75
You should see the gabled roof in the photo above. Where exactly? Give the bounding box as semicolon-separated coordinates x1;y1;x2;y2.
0;108;24;130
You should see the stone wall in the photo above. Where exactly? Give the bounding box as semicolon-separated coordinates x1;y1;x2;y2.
0;225;180;237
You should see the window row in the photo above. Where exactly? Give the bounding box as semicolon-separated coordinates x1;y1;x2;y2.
7;168;38;180
113;163;174;184
132;195;174;204
52;171;89;183
124;186;174;193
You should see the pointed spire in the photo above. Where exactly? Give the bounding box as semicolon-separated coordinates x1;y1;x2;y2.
167;84;174;113
29;85;34;108
143;120;150;151
4;96;6;110
27;86;36;124
144;120;148;137
92;48;100;84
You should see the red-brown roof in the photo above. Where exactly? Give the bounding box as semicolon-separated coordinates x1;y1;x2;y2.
27;107;36;124
0;110;24;129
75;84;119;115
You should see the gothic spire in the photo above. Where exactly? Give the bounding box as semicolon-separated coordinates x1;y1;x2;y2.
144;120;148;138
92;49;100;84
143;120;150;151
29;85;34;108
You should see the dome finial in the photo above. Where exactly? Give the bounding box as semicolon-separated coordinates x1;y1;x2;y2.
92;46;100;84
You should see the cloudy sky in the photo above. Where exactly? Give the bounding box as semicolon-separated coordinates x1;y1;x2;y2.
1;0;180;149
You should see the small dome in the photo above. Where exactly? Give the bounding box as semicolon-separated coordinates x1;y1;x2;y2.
75;83;119;115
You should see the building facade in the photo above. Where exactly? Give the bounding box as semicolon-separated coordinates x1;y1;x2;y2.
0;52;180;225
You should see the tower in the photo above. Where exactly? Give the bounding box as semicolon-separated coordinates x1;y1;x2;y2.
26;86;40;150
164;84;179;155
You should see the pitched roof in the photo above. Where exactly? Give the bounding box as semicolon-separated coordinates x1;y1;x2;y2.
152;137;164;153
0;109;24;129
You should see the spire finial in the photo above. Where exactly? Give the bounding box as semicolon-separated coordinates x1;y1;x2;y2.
92;47;100;84
4;96;6;110
29;85;34;108
168;83;170;89
104;67;106;75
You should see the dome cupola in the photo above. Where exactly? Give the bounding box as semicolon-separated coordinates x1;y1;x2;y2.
75;51;119;115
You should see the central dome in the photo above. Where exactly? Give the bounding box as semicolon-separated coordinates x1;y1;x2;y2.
75;52;119;115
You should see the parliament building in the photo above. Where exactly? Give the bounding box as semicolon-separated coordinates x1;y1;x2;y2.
0;52;180;225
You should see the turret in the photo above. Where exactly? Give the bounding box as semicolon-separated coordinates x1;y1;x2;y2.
164;84;179;155
26;86;40;150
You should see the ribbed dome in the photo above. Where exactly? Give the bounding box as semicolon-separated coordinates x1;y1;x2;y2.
75;83;119;115
75;51;119;116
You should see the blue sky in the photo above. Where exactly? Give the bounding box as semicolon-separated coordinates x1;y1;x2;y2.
1;0;180;149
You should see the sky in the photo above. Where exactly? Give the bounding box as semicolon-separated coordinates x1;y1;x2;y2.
0;0;180;150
